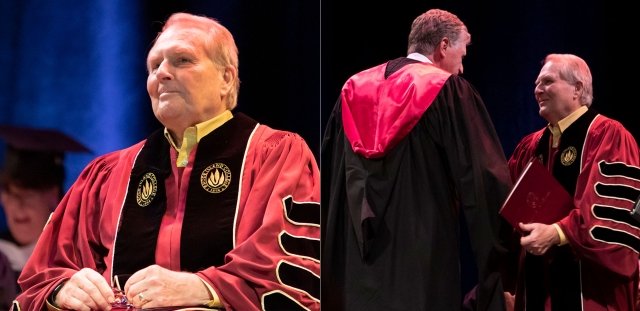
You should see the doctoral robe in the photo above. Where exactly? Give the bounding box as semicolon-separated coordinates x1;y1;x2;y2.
508;109;640;311
14;113;320;311
321;58;511;311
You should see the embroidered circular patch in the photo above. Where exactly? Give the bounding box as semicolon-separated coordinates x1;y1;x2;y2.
560;146;577;166
201;163;231;193
136;172;158;207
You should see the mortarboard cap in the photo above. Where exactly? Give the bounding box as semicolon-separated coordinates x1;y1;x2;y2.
0;125;91;190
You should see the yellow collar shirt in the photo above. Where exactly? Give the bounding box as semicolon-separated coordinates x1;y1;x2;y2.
163;110;234;168
547;105;588;148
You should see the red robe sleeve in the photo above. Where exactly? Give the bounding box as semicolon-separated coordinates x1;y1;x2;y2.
14;147;138;311
196;126;320;311
557;117;640;278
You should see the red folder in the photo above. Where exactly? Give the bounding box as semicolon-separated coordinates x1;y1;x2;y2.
499;158;574;232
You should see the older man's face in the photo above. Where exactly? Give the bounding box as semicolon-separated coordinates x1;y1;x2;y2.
146;27;231;132
534;61;580;124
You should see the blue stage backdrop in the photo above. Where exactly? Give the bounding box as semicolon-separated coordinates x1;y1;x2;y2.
0;0;320;231
0;0;147;188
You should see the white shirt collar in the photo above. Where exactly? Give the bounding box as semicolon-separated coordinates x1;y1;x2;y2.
407;53;432;64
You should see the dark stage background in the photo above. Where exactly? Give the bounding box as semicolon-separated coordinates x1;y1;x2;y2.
0;1;319;230
321;0;637;301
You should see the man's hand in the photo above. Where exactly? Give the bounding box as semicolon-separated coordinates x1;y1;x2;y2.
519;222;560;256
54;268;114;311
124;264;212;309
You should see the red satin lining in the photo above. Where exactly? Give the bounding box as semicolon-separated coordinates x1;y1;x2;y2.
342;62;450;158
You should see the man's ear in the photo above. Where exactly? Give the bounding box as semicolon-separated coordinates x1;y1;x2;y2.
220;66;237;96
441;37;450;51
436;37;450;58
574;81;583;100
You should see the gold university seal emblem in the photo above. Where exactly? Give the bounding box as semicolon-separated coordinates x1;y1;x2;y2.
136;172;158;207
560;146;577;166
201;163;231;193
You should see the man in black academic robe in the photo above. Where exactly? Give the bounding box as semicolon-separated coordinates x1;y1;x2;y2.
321;56;512;311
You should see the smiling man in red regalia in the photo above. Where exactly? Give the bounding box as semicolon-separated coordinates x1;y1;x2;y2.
13;12;319;311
